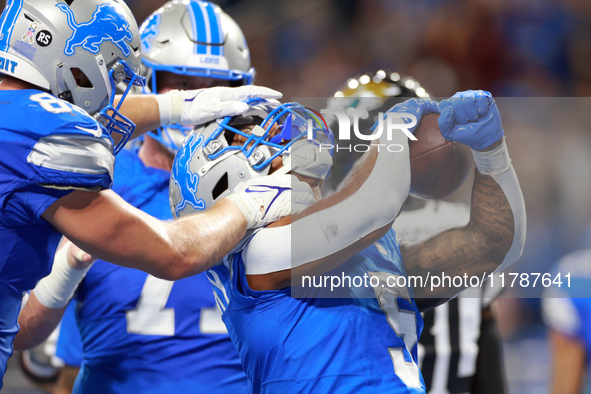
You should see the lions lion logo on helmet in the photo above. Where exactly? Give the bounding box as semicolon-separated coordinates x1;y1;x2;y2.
57;3;133;56
171;133;207;217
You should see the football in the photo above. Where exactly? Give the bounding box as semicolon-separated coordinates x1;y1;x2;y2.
409;113;474;199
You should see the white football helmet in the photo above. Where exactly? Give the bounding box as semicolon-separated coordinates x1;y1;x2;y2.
170;99;333;218
0;0;145;153
140;0;255;153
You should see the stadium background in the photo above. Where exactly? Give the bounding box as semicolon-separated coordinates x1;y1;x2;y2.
2;0;591;393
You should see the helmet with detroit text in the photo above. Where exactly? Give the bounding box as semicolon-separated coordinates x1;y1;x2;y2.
139;0;255;153
169;99;334;218
0;0;145;153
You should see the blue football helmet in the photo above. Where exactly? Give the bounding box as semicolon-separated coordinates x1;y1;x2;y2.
169;99;334;218
0;0;145;154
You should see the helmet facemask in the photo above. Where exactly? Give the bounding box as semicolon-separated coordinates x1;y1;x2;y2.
169;100;334;218
204;100;334;179
96;60;145;154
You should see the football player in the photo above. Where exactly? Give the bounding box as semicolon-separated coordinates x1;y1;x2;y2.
169;91;526;392
0;0;306;387
329;71;508;394
542;249;591;394
38;2;256;392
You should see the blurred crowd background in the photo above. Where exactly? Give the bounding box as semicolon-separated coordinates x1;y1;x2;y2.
2;0;591;393
131;0;591;98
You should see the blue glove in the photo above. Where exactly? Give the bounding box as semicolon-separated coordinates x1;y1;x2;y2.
371;98;440;134
437;90;504;151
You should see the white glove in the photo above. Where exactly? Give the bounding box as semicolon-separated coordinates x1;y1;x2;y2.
226;174;317;229
34;239;95;309
156;85;282;126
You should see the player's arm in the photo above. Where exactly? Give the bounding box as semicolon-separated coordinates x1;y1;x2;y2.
246;100;439;290
43;189;244;280
113;85;282;141
18;174;305;349
14;240;92;351
14;292;67;351
246;146;397;290
402;159;513;309
42;172;311;280
400;92;526;310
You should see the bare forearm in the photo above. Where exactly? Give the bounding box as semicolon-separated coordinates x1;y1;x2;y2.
164;198;248;277
44;190;247;281
403;171;514;300
79;198;246;280
470;171;515;255
14;292;66;351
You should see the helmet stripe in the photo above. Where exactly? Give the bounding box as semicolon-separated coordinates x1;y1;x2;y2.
0;0;23;52
202;2;223;56
196;1;212;55
187;1;207;55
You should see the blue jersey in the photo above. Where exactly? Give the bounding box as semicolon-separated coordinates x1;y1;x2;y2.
0;89;114;388
55;149;250;393
208;228;426;393
55;301;83;367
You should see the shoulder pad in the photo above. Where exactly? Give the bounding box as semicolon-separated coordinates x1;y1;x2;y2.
28;133;114;178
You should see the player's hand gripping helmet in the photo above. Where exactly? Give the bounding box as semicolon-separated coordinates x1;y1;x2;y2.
170;99;333;218
0;0;145;154
140;0;255;153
